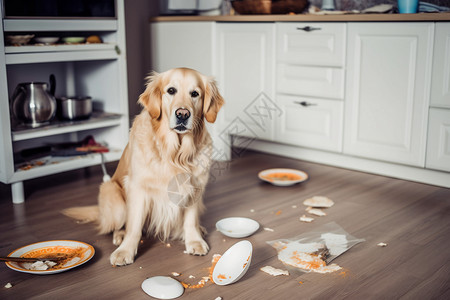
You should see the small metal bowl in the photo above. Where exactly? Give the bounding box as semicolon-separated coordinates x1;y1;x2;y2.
57;96;92;120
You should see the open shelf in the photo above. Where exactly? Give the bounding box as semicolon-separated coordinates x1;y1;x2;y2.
11;148;122;182
5;43;117;54
12;112;122;141
3;18;118;32
5;43;120;64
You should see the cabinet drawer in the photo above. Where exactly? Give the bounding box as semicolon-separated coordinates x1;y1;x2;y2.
275;95;343;152
277;64;344;99
276;22;345;67
426;108;450;172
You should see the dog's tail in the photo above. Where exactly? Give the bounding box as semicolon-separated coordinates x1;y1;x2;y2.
62;206;100;224
62;180;126;235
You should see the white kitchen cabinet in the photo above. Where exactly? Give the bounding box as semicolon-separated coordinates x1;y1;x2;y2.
431;23;450;108
275;22;345;152
0;0;129;203
150;21;214;75
276;95;343;152
344;23;434;167
426;108;450;171
216;23;276;143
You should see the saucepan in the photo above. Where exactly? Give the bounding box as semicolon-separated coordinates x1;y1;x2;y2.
57;96;92;120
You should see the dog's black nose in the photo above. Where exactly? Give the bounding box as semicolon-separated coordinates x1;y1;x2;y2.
175;108;190;121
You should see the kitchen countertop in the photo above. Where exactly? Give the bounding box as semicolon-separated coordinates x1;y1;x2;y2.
150;12;450;22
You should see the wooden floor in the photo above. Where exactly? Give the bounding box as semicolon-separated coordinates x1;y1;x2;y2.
1;150;449;300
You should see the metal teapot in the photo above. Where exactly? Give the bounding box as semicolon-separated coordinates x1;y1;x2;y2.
11;74;57;127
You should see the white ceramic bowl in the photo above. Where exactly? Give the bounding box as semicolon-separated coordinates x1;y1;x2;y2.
216;217;260;238
34;37;60;44
141;276;184;299
212;240;253;286
258;168;308;186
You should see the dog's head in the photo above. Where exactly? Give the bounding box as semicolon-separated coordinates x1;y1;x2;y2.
138;68;224;134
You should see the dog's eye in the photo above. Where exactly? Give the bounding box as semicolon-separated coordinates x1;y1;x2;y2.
167;87;177;95
191;91;199;98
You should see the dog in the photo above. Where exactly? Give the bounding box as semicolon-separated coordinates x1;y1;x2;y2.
63;68;224;266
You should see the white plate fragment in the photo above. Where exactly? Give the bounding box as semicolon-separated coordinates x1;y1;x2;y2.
260;266;289;276
306;207;327;216
300;215;314;223
303;196;334;208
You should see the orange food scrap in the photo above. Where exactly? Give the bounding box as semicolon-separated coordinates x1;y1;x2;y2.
275;210;282;216
263;172;303;182
299;281;304;284
217;274;227;280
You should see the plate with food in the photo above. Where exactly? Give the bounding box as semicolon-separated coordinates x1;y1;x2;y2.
4;240;94;274
258;168;308;186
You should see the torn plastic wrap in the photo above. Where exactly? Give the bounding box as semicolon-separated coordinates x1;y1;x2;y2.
267;222;365;274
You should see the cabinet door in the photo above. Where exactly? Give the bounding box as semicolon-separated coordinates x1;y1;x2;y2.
276;95;343;152
150;21;214;75
426;108;450;172
216;23;276;142
344;23;433;167
431;23;450;108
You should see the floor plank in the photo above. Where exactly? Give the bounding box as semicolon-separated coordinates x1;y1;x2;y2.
1;150;449;300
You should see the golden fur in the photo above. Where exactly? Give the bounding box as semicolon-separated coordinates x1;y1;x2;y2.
63;68;224;266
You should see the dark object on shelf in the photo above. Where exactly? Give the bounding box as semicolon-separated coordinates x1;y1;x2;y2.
232;0;309;15
15;135;109;164
4;0;115;18
57;96;92;120
11;74;57;128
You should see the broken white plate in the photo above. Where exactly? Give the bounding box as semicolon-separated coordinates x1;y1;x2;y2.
212;240;252;286
216;217;260;238
141;276;184;299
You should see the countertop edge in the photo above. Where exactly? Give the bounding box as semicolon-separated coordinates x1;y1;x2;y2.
149;12;450;22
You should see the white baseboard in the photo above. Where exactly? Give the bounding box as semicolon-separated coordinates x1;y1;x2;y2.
232;137;450;188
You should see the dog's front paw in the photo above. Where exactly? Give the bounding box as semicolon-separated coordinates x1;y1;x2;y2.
113;230;125;246
185;239;209;256
110;248;136;266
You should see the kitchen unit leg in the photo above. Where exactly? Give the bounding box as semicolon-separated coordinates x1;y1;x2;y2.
11;181;25;204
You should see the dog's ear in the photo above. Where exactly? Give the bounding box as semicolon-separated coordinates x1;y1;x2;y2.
203;77;224;123
138;72;162;119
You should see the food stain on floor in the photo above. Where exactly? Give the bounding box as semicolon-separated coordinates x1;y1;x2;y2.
179;254;221;289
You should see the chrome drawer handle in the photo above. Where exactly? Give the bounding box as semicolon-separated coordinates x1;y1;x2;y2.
295;101;317;107
296;26;321;32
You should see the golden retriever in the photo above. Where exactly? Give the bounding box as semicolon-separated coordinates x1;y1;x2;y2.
63;68;224;266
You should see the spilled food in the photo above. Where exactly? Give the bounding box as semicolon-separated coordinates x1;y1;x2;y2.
180;254;221;289
271;241;342;274
21;246;88;271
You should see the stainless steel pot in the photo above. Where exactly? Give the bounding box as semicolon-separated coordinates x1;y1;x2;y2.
57;96;92;120
11;74;57;127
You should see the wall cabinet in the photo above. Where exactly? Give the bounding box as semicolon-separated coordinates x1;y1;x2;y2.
0;0;129;203
344;23;433;167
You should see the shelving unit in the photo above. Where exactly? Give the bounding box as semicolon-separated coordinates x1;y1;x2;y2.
0;0;129;204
